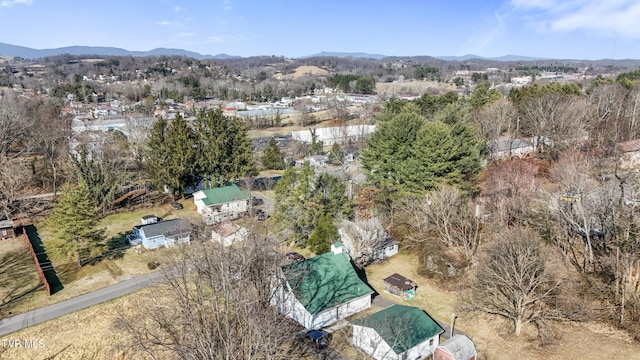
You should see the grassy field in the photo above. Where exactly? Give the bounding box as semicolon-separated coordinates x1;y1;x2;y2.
0;200;201;317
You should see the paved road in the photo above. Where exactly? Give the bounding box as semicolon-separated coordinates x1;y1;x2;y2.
0;270;168;337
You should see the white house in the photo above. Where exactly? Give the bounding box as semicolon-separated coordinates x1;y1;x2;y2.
193;185;251;225
338;217;399;267
271;243;374;330
133;218;191;250
351;304;444;360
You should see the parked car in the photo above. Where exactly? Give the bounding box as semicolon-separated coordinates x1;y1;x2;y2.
171;202;183;210
251;197;264;206
286;252;305;262
304;330;332;349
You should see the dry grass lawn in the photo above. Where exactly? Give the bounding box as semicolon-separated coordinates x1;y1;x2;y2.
366;252;640;360
0;289;158;360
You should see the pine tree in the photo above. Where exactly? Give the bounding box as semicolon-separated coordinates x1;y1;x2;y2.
144;116;172;192
164;113;198;196
307;215;339;255
194;108;256;188
262;138;285;170
45;183;104;264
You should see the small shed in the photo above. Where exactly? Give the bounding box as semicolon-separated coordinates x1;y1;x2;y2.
383;273;417;298
141;215;158;225
434;335;477;360
0;220;16;240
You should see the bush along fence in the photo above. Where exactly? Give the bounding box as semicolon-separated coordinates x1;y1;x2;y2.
23;231;51;295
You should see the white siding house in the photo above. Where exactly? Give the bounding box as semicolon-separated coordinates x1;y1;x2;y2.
351;305;444;360
271;244;374;330
193;185;251;225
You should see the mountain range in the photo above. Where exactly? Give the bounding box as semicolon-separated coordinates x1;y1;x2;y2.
0;42;548;62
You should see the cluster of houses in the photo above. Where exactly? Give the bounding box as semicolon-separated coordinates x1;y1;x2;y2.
129;184;255;249
270;242;476;360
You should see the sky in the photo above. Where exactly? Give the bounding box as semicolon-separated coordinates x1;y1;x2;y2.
1;0;640;60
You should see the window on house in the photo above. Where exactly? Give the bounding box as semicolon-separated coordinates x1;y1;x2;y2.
370;339;376;349
429;338;434;346
1;230;6;236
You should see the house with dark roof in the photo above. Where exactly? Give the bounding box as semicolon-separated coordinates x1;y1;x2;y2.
193;185;251;225
0;220;16;240
270;243;374;330
351;304;444;360
134;218;191;249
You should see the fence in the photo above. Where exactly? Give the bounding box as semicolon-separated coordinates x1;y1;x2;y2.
23;231;51;295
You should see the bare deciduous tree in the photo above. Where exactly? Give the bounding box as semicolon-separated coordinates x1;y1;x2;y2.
116;234;302;360
460;227;571;338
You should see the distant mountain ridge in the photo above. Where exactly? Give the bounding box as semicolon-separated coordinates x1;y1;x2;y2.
435;54;551;62
0;42;551;62
305;51;388;60
0;42;238;60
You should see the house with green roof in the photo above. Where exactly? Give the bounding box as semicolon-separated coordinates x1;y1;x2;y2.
193;185;251;225
351;304;444;360
271;243;374;330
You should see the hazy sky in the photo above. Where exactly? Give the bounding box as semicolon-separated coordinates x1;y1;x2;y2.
1;0;639;59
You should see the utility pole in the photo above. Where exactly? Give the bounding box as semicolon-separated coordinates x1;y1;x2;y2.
450;313;457;338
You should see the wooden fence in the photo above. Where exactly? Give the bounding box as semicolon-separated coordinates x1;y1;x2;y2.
23;231;51;295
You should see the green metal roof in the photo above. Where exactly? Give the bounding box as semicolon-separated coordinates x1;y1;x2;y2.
281;251;373;315
351;304;444;354
200;185;250;206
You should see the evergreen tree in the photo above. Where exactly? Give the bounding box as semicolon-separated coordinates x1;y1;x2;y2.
307;215;339;254
274;162;352;247
194;108;256;188
144;116;173;192
45;183;104;264
164;114;198;196
362;103;482;196
262;138;285;170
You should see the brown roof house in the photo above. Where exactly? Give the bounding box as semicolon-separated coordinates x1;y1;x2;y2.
383;273;417;299
0;220;16;240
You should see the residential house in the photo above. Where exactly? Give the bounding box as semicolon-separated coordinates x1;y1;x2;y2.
351;304;444;360
306;154;329;168
291;125;377;146
488;138;535;159
338;217;399;266
383;273;417;298
134;218;191;249
434;335;477;360
211;221;249;246
271;243;374;330
193;185;251;225
0;220;16;240
618;139;640;169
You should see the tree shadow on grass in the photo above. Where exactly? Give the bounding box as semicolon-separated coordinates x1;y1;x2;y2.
0;249;44;317
26;225;64;295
